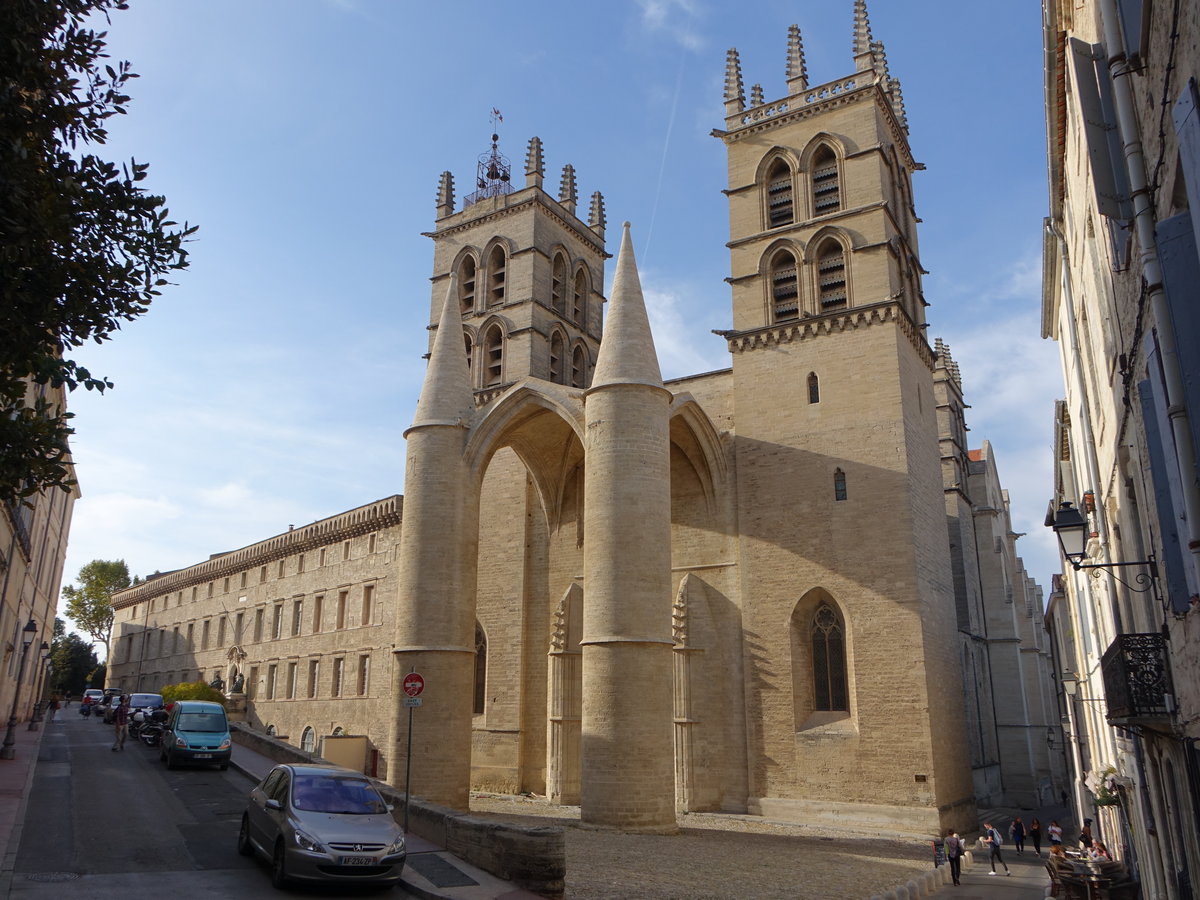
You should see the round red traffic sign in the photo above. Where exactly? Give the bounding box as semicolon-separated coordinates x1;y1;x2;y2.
402;673;425;697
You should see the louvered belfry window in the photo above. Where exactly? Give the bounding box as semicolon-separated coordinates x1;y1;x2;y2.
817;241;847;309
766;159;794;228
812;146;841;214
771;250;799;322
459;256;476;313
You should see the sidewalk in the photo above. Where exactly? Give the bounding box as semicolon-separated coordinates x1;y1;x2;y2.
229;741;540;900
0;713;51;897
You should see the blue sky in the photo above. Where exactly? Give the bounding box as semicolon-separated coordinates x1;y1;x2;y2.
60;0;1061;650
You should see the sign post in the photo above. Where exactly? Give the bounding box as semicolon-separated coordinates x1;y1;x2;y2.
402;670;424;834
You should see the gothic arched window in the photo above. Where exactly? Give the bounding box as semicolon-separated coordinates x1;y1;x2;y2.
484;324;504;386
811;604;848;712
766;158;794;228
834;468;847;501
573;268;588;325
487;245;506;306
551;253;567;315
571;345;586;388
458;256;477;314
474;623;487;716
770;249;799;322
808;372;820;404
549;332;565;384
812;145;841;214
816;239;847;309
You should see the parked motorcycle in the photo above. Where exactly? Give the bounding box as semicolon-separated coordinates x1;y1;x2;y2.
137;709;169;747
79;702;91;718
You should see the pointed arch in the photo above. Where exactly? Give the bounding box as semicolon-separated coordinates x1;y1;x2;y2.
570;343;587;388
572;266;589;326
551;250;568;315
454;249;480;314
767;246;800;322
481;239;511;307
805;229;851;310
668;394;728;516
753;148;800;232
799;135;847;218
483;320;505;386
790;589;854;732
548;329;566;384
807;371;820;404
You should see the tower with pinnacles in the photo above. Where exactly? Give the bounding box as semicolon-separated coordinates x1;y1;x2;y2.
392;0;982;836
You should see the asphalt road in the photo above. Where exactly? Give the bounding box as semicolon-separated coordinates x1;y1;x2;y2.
10;711;414;898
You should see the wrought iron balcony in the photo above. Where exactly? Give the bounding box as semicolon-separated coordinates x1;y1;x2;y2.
1101;633;1175;727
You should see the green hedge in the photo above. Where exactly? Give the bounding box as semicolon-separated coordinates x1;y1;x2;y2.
161;681;226;706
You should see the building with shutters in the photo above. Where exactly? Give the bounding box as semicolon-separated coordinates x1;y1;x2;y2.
108;1;1059;838
1041;0;1200;895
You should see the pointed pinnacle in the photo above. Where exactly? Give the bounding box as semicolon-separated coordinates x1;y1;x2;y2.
588;191;607;239
724;48;745;113
853;0;874;57
558;164;578;215
436;171;455;218
591;222;663;389
525;136;544;189
750;83;764;107
786;24;808;92
412;274;474;427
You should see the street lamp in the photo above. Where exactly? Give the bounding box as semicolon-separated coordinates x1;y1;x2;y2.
0;619;38;760
28;642;50;730
1048;501;1165;609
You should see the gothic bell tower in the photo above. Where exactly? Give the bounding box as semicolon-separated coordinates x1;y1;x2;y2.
426;130;608;398
715;0;976;835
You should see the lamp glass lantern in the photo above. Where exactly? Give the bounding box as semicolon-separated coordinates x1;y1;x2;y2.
1052;502;1089;565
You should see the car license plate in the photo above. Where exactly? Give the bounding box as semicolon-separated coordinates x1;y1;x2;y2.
341;856;374;866
193;753;212;759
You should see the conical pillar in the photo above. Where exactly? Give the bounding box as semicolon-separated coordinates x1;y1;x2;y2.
389;275;479;810
581;223;676;832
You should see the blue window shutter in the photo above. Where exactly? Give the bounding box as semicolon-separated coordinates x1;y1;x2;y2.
1116;0;1147;61
1156;211;1200;466
1068;39;1131;221
1172;78;1200;265
1138;371;1191;615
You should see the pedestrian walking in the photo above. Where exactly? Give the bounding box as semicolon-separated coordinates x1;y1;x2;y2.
945;829;964;886
47;694;60;722
1010;816;1026;853
111;695;130;751
982;822;1010;875
1048;819;1064;847
1030;817;1044;856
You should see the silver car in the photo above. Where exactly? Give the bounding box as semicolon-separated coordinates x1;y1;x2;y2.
238;763;407;889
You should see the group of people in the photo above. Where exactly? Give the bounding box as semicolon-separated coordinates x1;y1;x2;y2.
941;814;1110;885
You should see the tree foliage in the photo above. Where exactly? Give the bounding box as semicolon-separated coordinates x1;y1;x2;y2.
50;624;99;695
161;681;226;707
0;0;195;503
61;558;130;661
86;663;106;689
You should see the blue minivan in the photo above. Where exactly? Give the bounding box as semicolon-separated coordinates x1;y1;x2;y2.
160;700;232;770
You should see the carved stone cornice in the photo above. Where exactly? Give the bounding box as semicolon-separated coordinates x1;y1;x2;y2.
110;495;403;610
425;189;607;257
721;300;934;368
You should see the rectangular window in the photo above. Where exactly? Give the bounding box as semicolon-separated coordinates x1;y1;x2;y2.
343;540;351;561
267;664;277;700
207;582;213;598
319;548;326;567
223;577;230;593
272;604;283;640
253;608;263;642
291;599;302;636
336;591;348;629
177;591;183;606
361;584;374;627
156;631;165;656
260;566;267;583
358;655;370;695
332;657;344;697
201;619;210;650
235;612;244;644
313;595;324;633
248;666;258;699
278;559;285;578
240;572;247;588
172;626;180;653
186;623;194;650
287;662;297;699
308;660;319;698
191;586;197;602
368;533;376;554
297;553;304;573
217;617;227;647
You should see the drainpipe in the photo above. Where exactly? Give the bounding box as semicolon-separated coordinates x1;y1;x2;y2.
1098;0;1200;586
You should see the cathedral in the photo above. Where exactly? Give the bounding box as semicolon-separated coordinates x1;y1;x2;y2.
109;1;1056;839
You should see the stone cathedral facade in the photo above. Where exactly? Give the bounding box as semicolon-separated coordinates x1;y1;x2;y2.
109;3;1054;837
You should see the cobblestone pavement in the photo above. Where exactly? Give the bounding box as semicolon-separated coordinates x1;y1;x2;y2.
470;794;939;900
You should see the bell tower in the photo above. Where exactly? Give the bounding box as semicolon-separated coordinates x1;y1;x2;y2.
715;1;976;835
426;128;608;398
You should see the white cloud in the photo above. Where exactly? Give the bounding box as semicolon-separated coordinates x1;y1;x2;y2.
635;0;706;51
641;281;730;380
